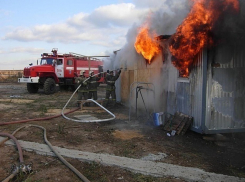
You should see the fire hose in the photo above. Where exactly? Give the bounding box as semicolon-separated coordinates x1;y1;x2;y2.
26;125;90;182
0;69;120;181
61;69;121;122
0;107;79;126
0;130;32;182
0;101;81;180
0;125;90;182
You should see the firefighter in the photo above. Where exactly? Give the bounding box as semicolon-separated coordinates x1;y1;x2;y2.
75;70;88;107
88;71;101;101
105;69;121;107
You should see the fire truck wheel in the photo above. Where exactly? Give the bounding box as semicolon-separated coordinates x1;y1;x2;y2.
27;83;39;93
44;78;56;95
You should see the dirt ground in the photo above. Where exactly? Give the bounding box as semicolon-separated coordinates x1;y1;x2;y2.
0;81;245;182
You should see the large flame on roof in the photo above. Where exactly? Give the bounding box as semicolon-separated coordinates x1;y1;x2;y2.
169;0;239;77
134;24;161;64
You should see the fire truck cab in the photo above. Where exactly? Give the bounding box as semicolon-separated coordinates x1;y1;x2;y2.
18;48;104;94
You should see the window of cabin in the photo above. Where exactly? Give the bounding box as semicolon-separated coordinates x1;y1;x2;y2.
67;60;73;66
57;59;63;65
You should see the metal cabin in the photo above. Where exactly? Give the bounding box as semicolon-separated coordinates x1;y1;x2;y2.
116;39;245;134
166;42;245;134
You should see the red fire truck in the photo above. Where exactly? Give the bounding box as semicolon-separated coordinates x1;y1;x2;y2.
18;48;105;94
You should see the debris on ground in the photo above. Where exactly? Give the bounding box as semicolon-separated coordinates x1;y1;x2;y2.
163;112;193;135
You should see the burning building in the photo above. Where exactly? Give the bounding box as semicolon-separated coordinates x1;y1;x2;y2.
113;0;245;134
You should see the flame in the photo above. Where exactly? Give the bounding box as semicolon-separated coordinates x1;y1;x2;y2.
134;25;161;64
169;0;240;77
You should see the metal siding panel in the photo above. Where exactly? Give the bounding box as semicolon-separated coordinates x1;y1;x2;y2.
176;82;191;115
189;51;205;131
166;49;205;133
167;91;177;115
165;49;205;130
206;44;245;133
166;60;178;115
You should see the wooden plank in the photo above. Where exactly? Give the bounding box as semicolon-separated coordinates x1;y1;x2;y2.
163;112;193;135
163;113;177;131
180;117;193;135
172;112;186;131
176;116;188;135
163;112;184;131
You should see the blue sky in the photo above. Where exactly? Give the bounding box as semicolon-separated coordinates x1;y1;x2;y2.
0;0;189;70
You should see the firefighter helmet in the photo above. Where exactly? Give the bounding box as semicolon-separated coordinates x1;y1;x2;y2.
80;70;85;75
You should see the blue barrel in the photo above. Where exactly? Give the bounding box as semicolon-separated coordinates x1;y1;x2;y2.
153;112;162;126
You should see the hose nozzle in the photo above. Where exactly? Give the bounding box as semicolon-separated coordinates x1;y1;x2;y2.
11;163;33;174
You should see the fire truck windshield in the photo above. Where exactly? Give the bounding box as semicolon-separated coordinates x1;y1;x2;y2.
40;59;54;65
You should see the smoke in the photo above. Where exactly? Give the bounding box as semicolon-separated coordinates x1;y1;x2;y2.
105;0;189;71
150;0;190;35
210;0;245;46
100;0;245;124
100;0;190;115
107;0;244;112
104;0;245;71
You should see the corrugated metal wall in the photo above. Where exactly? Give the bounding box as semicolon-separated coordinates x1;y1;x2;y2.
166;50;206;133
118;39;245;134
189;50;206;133
205;44;245;133
166;44;245;134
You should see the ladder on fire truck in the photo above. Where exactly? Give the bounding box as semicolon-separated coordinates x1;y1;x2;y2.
69;52;108;61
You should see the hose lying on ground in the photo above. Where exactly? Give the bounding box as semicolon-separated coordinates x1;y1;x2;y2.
0;107;80;126
0;71;119;181
0;125;29;146
0;125;35;182
2;173;16;182
0;125;90;182
0;132;30;182
62;72;116;122
0;132;24;163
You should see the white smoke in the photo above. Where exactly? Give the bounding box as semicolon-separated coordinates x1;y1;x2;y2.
101;0;190;117
98;0;191;118
102;0;245;123
108;0;189;70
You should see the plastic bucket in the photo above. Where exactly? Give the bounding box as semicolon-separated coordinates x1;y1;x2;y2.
153;112;163;126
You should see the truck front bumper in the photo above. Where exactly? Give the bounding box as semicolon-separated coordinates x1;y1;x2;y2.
18;77;39;83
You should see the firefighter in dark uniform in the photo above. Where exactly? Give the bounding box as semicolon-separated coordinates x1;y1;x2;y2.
105;69;121;107
75;70;88;107
88;71;101;100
